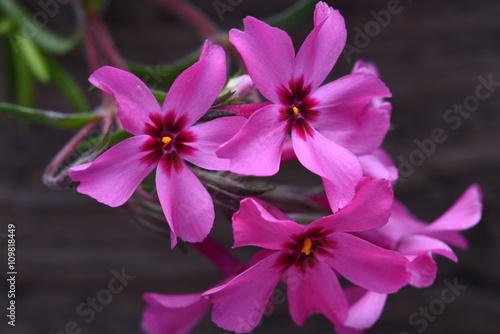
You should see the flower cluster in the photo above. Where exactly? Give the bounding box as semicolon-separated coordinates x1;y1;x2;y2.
67;2;482;333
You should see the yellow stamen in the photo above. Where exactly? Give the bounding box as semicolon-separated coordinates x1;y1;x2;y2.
292;105;299;116
161;136;172;148
301;238;313;256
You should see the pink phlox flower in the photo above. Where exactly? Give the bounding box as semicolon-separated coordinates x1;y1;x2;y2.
203;178;410;333
357;184;482;287
217;2;392;211
68;41;246;247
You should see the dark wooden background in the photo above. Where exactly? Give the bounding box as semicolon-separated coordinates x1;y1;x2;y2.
1;0;499;333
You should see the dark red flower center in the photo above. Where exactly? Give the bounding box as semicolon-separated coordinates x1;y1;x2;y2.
277;227;334;273
277;77;320;140
140;112;197;174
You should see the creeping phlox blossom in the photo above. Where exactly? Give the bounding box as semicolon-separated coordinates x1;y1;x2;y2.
357;184;483;288
68;41;246;247
204;178;410;333
217;2;392;210
333;184;483;334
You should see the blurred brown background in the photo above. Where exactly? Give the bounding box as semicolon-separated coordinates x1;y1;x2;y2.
1;0;499;333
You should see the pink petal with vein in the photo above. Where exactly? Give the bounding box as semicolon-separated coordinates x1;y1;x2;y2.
294;2;346;91
232;198;304;250
89;66;160;135
184;116;246;170
217;104;288;176
156;159;214;247
327;233;410;293
142;293;210;334
229;17;294;102
285;261;348;326
163;41;226;125
205;253;283;333
68;136;159;207
292;126;362;211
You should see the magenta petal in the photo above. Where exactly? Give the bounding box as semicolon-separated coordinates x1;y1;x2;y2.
183;116;246;170
358;148;398;183
285;261;348;326
313;72;392;109
328;233;410;293
163;41;226;125
294;3;346;91
292;126;362;211
398;235;457;262
422;184;483;233
311;178;393;233
205;252;283;333
232;198;304;250
323;101;391;155
156;160;213;247
311;73;391;133
68;136;159;207
406;254;438;288
229;17;294;103
89;67;160;135
141;293;210;334
341;287;387;331
217;105;288;176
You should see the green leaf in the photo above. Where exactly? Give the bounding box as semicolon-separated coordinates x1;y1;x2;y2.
265;0;317;33
0;15;14;34
150;88;167;103
0;0;83;54
11;33;51;83
13;45;35;106
45;55;90;112
0;103;100;129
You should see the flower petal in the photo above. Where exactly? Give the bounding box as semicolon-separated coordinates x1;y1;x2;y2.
311;73;391;133
406;253;438;288
310;178;393;232
285;260;348;326
322;101;391;155
163;41;226;125
156;159;213;247
204;252;283;333
141;293;210;334
341;287;387;331
232;198;304;250
421;184;483;233
68;136;159;207
294;2;346;91
292;126;362;211
327;233;410;293
358;148;398;183
216;104;288;176
398;235;457;262
229;17;294;103
89;67;160;135
183;116;246;170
